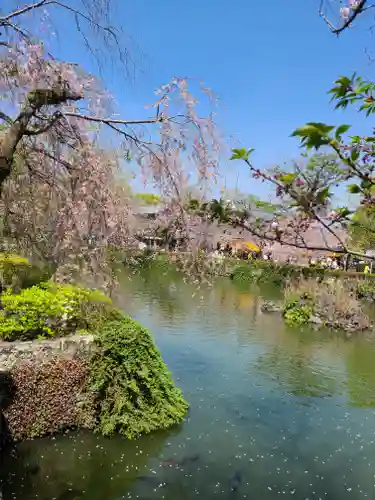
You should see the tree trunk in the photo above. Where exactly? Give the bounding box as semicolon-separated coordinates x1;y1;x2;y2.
0;110;34;194
0;87;82;195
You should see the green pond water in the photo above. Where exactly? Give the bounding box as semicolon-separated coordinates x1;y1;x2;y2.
3;267;375;499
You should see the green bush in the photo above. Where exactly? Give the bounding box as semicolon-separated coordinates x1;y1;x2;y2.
283;299;313;326
231;261;335;287
231;261;298;286
356;280;375;300
0;252;54;292
0;283;121;340
86;318;188;438
0;253;31;291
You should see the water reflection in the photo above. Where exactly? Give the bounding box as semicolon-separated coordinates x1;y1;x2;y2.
4;269;375;499
1;427;180;499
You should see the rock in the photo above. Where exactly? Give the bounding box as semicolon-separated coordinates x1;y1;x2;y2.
308;315;323;326
0;335;95;373
261;301;282;313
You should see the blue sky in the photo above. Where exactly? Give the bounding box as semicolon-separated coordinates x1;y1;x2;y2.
7;0;375;201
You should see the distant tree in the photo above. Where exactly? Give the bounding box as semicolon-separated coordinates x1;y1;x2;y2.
349;206;375;251
135;193;162;205
226;74;375;260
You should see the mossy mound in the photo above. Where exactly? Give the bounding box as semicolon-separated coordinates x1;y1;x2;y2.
0;275;188;441
2;316;188;441
87;318;188;438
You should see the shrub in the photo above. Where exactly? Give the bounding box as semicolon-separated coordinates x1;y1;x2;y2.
231;261;300;286
283;279;371;331
283;300;313;326
0;253;31;291
0;283;121;340
231;264;263;284
356;280;375;301
229;260;375;288
86;318;188;438
0;252;53;292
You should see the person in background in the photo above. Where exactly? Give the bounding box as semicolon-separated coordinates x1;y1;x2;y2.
364;263;370;275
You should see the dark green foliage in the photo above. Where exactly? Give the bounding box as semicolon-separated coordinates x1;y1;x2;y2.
124;253;180;280
230;264;265;284
87;318;188;438
230;261;375;287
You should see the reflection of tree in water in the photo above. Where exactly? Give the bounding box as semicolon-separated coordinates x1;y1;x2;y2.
2;426;180;500
346;341;375;407
118;266;264;334
255;345;340;399
117;266;187;323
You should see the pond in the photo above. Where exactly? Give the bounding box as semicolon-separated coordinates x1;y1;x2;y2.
3;267;375;499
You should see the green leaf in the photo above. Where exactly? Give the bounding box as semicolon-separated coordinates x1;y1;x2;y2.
347;184;361;194
279;173;297;185
335;124;351;140
336;207;351;218
291;123;334;150
230;148;255;161
361;179;373;190
317;187;331;201
351;150;360;162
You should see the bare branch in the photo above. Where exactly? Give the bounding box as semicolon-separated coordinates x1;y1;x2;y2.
63;112;166;127
0;0;50;23
0;0;133;78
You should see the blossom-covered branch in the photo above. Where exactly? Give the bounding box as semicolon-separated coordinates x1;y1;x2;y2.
0;0;127;69
318;0;372;34
221;73;375;260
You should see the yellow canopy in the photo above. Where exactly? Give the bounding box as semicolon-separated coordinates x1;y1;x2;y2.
245;242;260;252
